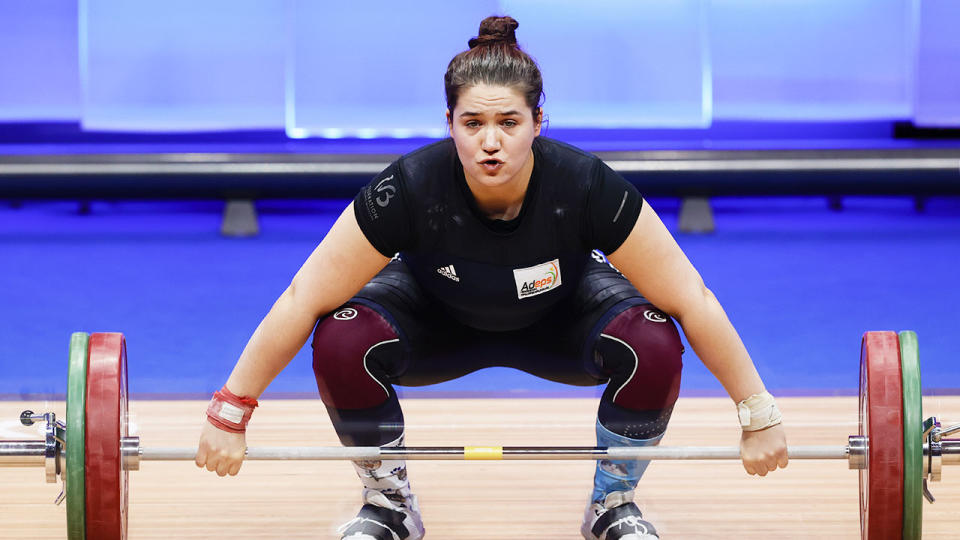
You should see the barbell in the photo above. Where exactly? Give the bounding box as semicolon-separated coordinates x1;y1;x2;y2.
1;330;957;540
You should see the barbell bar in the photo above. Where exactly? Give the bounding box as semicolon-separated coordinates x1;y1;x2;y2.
141;442;854;461
1;330;956;540
2;435;948;465
0;436;854;464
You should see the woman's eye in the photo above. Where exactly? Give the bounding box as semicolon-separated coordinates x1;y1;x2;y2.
502;120;517;127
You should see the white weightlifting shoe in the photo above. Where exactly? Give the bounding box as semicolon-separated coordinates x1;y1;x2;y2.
338;488;425;540
581;490;659;540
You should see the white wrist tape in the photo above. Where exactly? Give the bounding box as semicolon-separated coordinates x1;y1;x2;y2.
736;390;782;431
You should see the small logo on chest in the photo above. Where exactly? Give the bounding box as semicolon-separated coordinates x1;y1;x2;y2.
513;259;562;299
437;265;460;282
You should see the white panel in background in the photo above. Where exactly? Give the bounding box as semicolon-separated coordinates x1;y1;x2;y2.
710;0;913;121
82;0;285;131
289;1;500;138
501;0;709;128
914;0;960;127
0;1;80;121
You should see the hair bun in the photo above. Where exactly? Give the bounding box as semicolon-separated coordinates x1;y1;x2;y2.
468;15;519;48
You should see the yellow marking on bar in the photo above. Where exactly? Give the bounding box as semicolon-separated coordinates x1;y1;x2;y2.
464;446;503;460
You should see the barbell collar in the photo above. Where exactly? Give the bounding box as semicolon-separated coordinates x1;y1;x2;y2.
123;436;141;471
42;413;60;484
848;435;866;470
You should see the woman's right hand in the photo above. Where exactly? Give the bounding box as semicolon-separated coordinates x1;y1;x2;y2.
195;420;247;476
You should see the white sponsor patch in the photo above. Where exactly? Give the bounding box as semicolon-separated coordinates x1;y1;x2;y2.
513;259;562;299
217;402;244;424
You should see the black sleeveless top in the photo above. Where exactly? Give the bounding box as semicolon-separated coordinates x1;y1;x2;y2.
353;136;643;332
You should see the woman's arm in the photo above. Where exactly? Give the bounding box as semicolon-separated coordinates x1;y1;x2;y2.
196;203;390;476
607;202;764;400
607;201;787;475
222;202;391;398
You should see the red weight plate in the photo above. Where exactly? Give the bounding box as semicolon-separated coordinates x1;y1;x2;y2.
858;331;904;540
85;333;129;540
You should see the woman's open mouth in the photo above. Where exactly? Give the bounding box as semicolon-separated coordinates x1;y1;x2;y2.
480;159;504;173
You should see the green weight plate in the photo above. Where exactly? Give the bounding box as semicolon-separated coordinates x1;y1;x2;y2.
66;332;89;540
899;331;922;540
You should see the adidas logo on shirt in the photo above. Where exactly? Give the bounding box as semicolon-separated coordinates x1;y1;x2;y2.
437;265;460;282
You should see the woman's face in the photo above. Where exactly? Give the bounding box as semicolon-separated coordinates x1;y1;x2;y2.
447;84;541;190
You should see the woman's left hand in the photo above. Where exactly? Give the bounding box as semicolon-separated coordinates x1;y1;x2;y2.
739;423;789;476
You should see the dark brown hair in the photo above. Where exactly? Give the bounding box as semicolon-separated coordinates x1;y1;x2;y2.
444;16;544;119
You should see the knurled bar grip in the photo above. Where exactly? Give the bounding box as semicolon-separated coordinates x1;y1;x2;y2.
142;444;849;461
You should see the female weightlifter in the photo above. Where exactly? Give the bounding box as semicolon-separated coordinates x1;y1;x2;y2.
196;15;789;540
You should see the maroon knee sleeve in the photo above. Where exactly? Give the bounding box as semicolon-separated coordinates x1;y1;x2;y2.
597;304;683;411
312;304;401;410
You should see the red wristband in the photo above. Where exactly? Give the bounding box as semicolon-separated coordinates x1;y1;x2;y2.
206;386;259;434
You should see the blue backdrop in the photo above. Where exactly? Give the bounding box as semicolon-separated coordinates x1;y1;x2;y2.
0;1;958;132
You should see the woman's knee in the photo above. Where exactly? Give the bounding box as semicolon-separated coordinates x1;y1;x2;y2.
312;303;402;409
595;304;684;411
